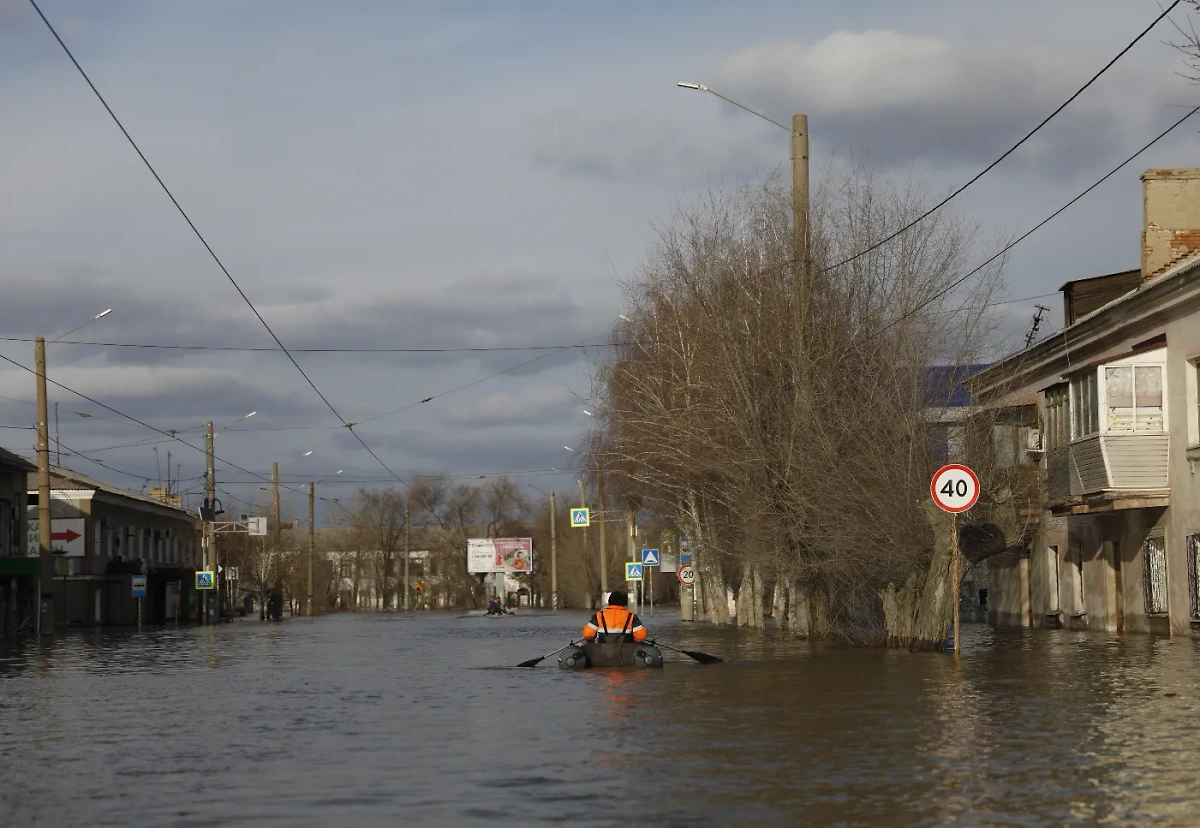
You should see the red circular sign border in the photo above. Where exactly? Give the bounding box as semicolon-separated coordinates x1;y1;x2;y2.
930;463;980;513
677;563;697;585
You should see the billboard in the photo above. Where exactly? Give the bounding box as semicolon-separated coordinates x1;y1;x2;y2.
467;538;533;574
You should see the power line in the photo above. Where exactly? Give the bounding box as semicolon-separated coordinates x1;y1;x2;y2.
28;1;463;526
0;351;339;506
845;105;1200;354
355;331;612;426
821;0;1183;273
9;337;619;353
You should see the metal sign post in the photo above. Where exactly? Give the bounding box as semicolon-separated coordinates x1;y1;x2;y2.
930;464;980;656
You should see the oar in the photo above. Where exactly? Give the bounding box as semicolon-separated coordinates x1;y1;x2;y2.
649;639;723;664
516;640;583;668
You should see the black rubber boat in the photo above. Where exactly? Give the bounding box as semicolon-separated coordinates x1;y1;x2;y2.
557;640;664;670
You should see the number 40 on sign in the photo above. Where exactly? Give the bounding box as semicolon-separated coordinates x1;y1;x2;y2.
930;464;979;513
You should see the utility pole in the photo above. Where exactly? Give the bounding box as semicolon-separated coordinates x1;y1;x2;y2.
549;491;558;610
205;420;215;625
403;498;411;612
597;464;608;598
307;482;315;616
35;337;54;636
1025;304;1050;348
627;506;637;611
792;113;809;273
577;478;590;604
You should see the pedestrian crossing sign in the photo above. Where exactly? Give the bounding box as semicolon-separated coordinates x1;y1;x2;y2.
641;548;659;566
196;571;215;590
626;562;643;581
570;508;590;527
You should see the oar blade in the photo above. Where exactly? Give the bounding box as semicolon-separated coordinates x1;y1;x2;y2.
682;649;723;664
515;656;545;668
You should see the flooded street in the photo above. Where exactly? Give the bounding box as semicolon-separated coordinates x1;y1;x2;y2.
3;613;1200;827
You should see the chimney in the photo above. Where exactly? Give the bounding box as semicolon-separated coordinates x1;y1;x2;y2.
1141;168;1200;279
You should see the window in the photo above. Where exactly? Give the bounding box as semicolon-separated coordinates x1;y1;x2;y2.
1048;545;1061;613
1073;544;1085;614
1188;534;1200;621
1142;535;1168;616
1105;364;1164;434
1045;384;1069;450
1070;369;1099;439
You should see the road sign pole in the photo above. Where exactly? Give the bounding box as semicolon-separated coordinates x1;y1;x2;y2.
952;511;960;656
137;596;142;633
649;565;654;617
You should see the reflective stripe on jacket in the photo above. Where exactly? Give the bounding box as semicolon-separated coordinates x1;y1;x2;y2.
582;605;647;642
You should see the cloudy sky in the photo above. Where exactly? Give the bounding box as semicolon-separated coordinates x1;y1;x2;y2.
2;0;1198;522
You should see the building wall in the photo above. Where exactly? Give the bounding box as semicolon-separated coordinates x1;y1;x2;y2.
987;550;1030;628
1165;311;1200;635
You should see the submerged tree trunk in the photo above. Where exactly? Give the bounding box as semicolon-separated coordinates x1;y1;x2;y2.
881;500;955;651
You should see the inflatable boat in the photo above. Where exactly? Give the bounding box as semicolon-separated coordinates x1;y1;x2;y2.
557;640;664;670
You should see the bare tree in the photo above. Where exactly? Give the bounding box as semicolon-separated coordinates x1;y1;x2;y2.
587;165;1008;647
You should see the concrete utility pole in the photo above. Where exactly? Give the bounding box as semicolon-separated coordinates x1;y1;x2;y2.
549;491;558;610
403;498;411;612
577;478;590;603
627;506;637;611
597;465;608;597
35;337;54;636
205;420;216;625
307;482;315;616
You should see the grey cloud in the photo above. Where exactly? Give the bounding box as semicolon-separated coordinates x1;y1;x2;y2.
529;28;1187;183
709;29;1183;175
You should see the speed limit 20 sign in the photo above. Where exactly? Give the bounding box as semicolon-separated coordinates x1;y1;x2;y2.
930;464;980;513
677;564;697;585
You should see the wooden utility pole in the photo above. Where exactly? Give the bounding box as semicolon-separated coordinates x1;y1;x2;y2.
205;420;215;625
35;337;54;636
597;465;607;597
549;491;558;610
403;498;411;612
792;113;809;274
307;482;315;616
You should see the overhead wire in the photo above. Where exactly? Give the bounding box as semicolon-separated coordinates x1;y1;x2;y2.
0;351;340;507
27;0;449;523
818;0;1183;273
9;337;619;353
839;104;1200;355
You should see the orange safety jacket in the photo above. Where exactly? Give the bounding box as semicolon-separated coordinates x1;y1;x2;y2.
582;605;647;642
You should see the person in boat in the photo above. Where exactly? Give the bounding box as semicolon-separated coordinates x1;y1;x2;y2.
486;597;506;616
582;590;647;643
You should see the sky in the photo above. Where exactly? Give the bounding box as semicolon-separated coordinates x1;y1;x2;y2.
2;0;1199;523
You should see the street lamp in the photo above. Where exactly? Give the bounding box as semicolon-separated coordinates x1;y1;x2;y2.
49;308;113;343
677;80;808;270
35;308;115;636
216;411;256;433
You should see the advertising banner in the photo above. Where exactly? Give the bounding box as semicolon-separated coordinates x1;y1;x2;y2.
466;538;533;574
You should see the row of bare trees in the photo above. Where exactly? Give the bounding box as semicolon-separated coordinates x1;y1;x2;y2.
217;475;631;614
583;166;1010;647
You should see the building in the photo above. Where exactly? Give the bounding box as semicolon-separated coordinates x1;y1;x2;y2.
969;168;1200;636
27;467;202;627
0;446;37;637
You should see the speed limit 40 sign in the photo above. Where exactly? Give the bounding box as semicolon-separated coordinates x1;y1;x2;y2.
930;464;980;513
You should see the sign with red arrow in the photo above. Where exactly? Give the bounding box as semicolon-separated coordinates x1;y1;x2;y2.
26;518;87;557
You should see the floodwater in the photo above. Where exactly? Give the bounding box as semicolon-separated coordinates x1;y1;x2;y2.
2;613;1199;827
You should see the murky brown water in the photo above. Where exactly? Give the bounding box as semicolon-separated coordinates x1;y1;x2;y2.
1;612;1198;827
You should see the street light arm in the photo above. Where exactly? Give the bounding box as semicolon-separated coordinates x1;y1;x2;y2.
677;81;793;134
48;308;114;343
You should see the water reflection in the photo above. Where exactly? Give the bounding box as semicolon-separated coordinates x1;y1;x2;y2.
2;617;1200;826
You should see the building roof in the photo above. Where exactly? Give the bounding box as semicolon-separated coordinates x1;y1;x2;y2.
28;465;196;518
970;251;1200;397
0;446;37;474
927;364;991;407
